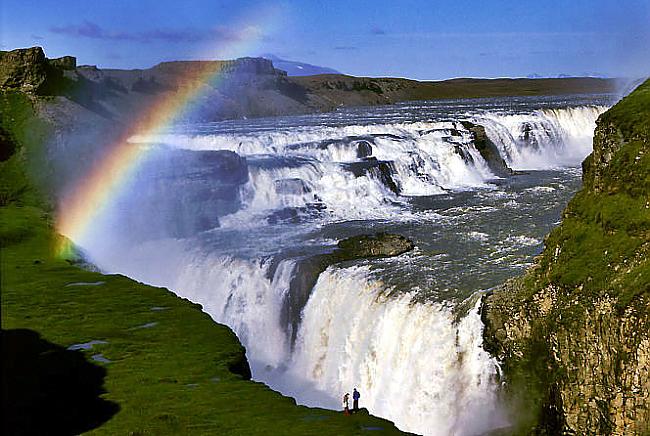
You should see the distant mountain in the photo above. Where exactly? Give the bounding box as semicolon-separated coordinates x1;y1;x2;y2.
260;54;341;76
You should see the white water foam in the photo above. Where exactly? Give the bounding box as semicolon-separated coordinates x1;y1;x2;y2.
476;105;606;169
284;266;507;435
89;240;292;368
130;106;604;220
131;121;497;199
220;159;405;226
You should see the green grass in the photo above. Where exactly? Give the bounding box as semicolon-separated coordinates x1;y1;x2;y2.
536;191;649;305
2;214;407;435
1;92;408;435
598;78;650;139
522;79;650;308
0;92;54;204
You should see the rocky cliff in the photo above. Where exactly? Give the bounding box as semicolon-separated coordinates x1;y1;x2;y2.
0;47;76;94
482;80;650;434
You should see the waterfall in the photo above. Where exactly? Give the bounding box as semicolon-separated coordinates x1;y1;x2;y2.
475;105;607;169
88;241;507;435
76;98;608;435
285;266;507;436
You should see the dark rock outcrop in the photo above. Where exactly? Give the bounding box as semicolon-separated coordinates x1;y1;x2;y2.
1;47;50;94
49;56;77;70
152;57;278;77
356;140;373;158
336;233;414;259
0;125;16;162
343;158;400;194
0;47;78;95
461;121;513;177
482;79;650;435
282;233;415;345
282;254;336;344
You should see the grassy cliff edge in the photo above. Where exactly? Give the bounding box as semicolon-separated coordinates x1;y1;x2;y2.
482;80;650;434
1;93;408;434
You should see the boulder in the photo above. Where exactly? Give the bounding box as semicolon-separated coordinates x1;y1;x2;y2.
281;232;415;345
336;233;414;259
342;158;400;194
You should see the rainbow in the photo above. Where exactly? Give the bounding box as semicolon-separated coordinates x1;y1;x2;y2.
56;10;279;255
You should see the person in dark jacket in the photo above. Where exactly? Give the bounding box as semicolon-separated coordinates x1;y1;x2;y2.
352;388;360;412
342;392;350;415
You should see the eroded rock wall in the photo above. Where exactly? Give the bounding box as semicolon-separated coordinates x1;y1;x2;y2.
482;79;650;435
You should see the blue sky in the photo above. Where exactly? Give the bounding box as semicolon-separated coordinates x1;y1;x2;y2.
1;0;648;79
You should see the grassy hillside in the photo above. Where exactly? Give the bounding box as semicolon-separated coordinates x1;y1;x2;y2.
295;75;617;105
532;79;649;305
482;80;650;434
1;92;408;435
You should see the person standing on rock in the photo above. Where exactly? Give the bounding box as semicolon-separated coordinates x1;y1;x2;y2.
352;388;360;413
342;392;350;415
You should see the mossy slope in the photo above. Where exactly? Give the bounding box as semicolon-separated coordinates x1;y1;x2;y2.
482;80;650;434
1;93;408;434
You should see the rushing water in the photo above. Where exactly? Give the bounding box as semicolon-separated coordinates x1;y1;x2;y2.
79;94;613;435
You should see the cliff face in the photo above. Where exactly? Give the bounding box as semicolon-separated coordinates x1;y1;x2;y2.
482;80;650;434
0;47;76;94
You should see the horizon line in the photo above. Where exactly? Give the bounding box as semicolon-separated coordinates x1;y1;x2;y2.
3;45;622;82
